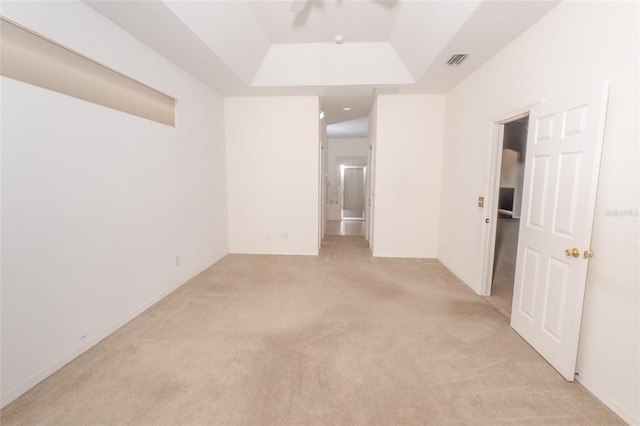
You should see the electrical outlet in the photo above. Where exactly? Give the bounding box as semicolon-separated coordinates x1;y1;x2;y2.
176;256;180;266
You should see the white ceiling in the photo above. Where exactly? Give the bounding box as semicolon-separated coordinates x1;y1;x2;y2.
86;0;560;135
250;1;401;44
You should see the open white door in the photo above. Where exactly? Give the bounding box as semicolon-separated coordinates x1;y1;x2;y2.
511;83;609;380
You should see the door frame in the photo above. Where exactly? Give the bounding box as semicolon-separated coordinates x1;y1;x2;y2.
480;102;542;296
340;164;366;220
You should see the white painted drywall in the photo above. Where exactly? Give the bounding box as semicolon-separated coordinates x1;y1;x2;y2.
438;2;639;422
0;2;228;407
225;97;319;255
165;1;270;85
372;95;445;258
368;101;378;252
326;138;369;220
320;114;328;244
252;42;413;87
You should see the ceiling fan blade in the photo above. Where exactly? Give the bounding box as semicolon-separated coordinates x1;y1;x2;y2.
289;0;307;13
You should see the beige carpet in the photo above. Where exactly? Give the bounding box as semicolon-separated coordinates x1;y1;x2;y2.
1;236;620;425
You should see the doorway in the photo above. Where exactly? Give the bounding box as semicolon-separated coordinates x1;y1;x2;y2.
491;116;528;317
485;114;529;318
480;84;610;381
341;165;366;220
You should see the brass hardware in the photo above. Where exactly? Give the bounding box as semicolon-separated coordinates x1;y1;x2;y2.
485;218;490;224
583;250;594;259
565;248;580;258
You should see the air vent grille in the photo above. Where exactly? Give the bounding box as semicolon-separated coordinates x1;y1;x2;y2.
446;54;468;66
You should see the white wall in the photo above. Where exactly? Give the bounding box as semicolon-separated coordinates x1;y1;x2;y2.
320;115;328;243
372;95;445;258
326;138;368;220
225;97;319;255
438;2;639;422
368;101;378;251
1;2;228;407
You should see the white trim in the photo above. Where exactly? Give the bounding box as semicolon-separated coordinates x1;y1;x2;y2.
576;374;638;425
0;258;224;408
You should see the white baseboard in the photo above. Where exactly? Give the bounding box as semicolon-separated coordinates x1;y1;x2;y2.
576;374;638;425
0;257;223;409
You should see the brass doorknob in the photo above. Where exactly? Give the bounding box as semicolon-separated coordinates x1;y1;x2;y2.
565;248;580;258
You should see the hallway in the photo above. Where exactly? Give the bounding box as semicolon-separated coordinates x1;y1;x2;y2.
1;237;620;425
325;220;366;237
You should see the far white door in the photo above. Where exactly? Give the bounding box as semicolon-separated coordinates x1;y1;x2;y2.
511;83;609;381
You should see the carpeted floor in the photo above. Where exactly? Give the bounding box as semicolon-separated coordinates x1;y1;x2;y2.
1;236;620;425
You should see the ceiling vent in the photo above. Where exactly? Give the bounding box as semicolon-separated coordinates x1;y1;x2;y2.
446;54;468;66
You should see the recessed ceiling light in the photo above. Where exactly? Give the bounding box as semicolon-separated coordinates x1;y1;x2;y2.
334;34;345;45
342;107;351;111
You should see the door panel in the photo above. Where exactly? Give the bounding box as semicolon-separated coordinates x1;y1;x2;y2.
553;152;581;236
511;83;609;381
542;257;569;341
518;247;540;319
527;155;550;229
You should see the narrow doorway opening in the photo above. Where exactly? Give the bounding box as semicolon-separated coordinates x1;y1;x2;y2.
341;165;366;220
324;137;369;238
486;115;529;318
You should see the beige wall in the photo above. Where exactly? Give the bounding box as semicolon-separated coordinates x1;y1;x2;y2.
1;1;229;407
372;94;445;258
225;96;320;255
438;2;639;422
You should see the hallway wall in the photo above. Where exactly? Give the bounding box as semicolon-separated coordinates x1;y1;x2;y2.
225;96;320;255
372;94;445;258
1;1;228;406
438;2;639;422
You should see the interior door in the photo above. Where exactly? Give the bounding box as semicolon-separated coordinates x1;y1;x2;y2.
511;83;610;380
